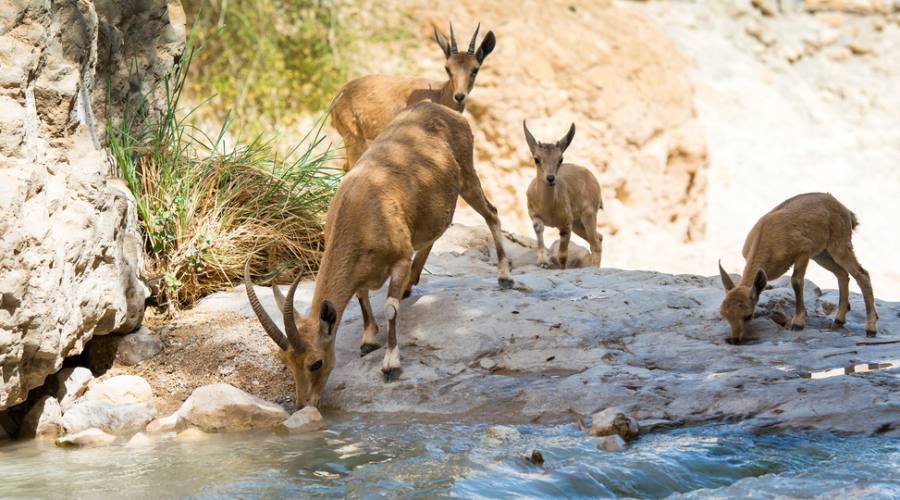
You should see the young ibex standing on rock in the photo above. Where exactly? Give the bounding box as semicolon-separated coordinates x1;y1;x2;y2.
524;122;604;270
330;22;495;170
245;102;512;408
719;193;877;344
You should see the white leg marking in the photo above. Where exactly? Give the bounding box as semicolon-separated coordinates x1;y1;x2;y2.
382;346;400;371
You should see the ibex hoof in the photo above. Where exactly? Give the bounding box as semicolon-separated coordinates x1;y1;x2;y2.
381;367;402;382
790;323;805;331
865;329;877;338
833;318;845;327
360;343;381;357
725;337;742;346
402;288;412;299
498;277;514;289
539;262;551;270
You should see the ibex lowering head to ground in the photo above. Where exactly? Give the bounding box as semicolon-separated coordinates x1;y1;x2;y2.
523;122;603;270
719;193;877;344
330;22;495;170
245;102;512;408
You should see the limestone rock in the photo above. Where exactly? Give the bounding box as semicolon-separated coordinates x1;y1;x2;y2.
21;396;64;439
55;428;117;448
116;327;163;366
146;413;182;434
591;407;640;441
52;367;94;412
126;432;153;447
176;427;209;442
62;400;156;435
177;383;288;432
85;375;153;405
0;0;184;411
596;435;627;452
277;408;326;433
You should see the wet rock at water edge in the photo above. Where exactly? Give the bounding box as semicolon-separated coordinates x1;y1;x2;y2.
127;432;153;447
176;427;209;442
55;428;118;448
116;327;163;366
84;375;154;405
20;396;64;439
177;383;288;432
62;400;157;435
528;450;545;466
146;412;183;434
277;407;326;433
596;435;627;452
591;407;640;441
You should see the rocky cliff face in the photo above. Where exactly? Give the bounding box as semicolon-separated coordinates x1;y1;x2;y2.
0;0;184;411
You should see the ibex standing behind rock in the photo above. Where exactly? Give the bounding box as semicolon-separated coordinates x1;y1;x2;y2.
330;23;495;170
524;122;604;270
245;102;512;408
719;193;877;343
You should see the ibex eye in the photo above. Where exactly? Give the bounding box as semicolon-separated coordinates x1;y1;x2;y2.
309;360;323;372
534;158;541;165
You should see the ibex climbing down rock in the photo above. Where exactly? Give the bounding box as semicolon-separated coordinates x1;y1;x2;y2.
524;122;604;270
245;102;512;408
719;193;877;344
330;22;495;170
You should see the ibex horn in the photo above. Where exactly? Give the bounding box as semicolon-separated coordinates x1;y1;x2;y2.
281;268;308;353
244;260;290;351
449;22;458;54
468;22;480;54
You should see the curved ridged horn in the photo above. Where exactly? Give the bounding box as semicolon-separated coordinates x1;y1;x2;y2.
281;269;308;353
449;22;458;54
468;22;480;54
244;260;289;351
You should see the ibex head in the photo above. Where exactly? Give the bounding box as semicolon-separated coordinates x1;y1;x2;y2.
719;261;767;344
523;121;576;187
433;22;495;112
244;262;337;409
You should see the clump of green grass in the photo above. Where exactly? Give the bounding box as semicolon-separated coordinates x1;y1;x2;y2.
107;26;342;309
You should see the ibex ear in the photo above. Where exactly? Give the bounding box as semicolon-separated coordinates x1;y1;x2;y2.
434;27;451;58
558;123;576;153
319;301;337;338
751;269;768;300
523;121;538;156
718;260;735;291
476;31;496;63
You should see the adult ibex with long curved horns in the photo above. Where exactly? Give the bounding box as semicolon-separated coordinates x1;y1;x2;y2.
330;22;495;170
245;101;512;409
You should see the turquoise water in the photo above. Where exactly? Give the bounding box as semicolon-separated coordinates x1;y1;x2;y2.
0;420;897;498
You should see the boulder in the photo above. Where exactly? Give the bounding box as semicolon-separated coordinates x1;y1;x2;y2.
116;327;163;366
55;428;117;448
0;0;184;412
177;383;288;432
20;396;64;439
591;407;640;441
146;413;182;434
84;375;153;405
596;435;627;452
126;432;153;447
176;427;209;442
62;400;156;435
52;367;94;412
277;408;326;433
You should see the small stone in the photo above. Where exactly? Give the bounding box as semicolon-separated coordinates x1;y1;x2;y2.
21;395;64;439
177;383;288;432
176;427;208;441
591;407;640;440
127;432;153;447
62;400;157;435
53;367;94;412
752;0;778;16
529;449;544;465
596;435;627;452
55;428;117;448
848;40;875;56
277;407;326;433
826;46;851;62
479;358;498;371
745;23;775;46
146;413;182;434
85;375;153;405
116;327;162;366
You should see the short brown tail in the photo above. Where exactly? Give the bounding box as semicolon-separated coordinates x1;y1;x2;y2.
850;211;860;230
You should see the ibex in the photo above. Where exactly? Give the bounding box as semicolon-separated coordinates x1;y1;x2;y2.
245;102;512;408
523;122;603;270
719;193;877;344
330;22;495;170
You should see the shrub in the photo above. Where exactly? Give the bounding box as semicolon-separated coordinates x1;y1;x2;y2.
107;26;342;309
